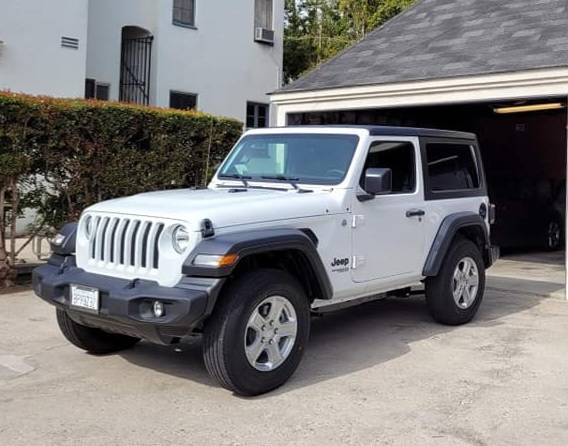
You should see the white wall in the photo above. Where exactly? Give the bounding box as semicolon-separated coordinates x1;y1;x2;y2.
86;0;159;103
0;0;284;124
0;0;88;97
86;0;284;123
153;0;284;122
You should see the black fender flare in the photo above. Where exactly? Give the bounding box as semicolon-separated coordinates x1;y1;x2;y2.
182;227;333;300
423;212;492;277
51;222;78;256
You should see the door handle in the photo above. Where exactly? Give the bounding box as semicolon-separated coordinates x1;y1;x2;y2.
406;209;426;218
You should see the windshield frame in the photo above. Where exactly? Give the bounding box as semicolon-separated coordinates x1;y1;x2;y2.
215;133;361;187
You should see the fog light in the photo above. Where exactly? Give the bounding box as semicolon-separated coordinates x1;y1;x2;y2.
153;301;165;318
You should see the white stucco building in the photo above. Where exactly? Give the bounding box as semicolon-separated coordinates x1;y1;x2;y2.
0;0;283;126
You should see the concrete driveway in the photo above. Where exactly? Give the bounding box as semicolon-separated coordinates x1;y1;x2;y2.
1;269;568;445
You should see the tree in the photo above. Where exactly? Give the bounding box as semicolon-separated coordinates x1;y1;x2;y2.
0;151;31;288
283;0;416;83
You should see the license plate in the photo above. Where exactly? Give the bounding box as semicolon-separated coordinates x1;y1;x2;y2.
70;285;100;312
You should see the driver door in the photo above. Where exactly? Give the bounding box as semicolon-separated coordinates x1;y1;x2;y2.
351;137;426;284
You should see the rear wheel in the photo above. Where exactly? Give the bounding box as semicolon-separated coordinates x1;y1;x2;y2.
203;269;310;396
425;238;485;325
545;216;563;251
56;309;140;354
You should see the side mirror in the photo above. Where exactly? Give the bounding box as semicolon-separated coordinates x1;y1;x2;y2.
359;168;392;201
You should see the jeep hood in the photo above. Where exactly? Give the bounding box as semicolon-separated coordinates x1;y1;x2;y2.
85;187;346;231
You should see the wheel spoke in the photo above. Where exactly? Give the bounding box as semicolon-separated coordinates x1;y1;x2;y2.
248;310;267;333
266;342;283;365
267;299;285;322
276;321;297;338
453;268;461;283
463;286;472;305
468;272;479;288
245;339;265;365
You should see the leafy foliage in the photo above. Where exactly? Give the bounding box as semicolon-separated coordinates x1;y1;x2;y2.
284;0;416;82
0;92;242;286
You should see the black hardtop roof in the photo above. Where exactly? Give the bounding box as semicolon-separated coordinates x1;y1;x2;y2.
282;125;477;140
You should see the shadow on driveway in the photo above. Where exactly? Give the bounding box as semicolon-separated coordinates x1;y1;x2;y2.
119;275;547;393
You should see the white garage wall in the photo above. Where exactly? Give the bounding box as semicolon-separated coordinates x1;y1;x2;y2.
0;0;88;98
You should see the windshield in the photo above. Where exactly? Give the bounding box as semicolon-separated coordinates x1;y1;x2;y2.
218;134;359;185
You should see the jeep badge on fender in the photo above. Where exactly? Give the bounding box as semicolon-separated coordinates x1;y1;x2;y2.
33;126;498;396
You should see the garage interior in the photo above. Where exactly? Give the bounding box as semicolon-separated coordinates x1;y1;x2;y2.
288;97;567;298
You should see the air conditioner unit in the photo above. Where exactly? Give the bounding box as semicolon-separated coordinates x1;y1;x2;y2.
255;27;274;45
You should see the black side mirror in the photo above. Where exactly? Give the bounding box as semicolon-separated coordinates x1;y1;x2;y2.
359;168;392;201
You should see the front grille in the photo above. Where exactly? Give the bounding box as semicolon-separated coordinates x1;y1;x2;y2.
89;216;164;270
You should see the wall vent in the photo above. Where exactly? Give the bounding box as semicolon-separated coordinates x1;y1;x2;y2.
61;36;79;49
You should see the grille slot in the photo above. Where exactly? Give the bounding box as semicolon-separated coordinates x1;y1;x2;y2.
89;217;164;271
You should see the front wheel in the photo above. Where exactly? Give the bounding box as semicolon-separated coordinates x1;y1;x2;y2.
203;269;310;396
56;309;140;354
425;238;486;326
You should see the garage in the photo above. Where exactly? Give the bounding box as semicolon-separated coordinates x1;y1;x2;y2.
271;0;568;297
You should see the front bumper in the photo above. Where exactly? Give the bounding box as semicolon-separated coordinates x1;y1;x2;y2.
32;256;224;344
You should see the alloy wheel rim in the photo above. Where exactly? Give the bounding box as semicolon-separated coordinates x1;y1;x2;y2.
244;295;298;372
547;221;561;249
452;257;479;310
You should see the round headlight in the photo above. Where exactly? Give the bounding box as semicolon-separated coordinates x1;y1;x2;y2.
172;225;191;254
84;216;94;240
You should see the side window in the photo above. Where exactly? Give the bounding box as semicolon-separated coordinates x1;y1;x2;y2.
173;0;196;28
255;0;273;30
95;83;110;101
361;141;416;194
246;102;269;128
170;91;198;110
426;143;479;191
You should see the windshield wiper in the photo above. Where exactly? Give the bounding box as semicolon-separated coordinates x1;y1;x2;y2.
218;173;252;188
261;175;301;190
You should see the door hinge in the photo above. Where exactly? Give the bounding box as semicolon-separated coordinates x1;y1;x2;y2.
352;215;365;228
352;255;366;269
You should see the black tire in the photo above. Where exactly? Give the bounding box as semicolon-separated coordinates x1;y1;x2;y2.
545;215;563;251
203;269;310;396
425;238;485;326
56;309;140;354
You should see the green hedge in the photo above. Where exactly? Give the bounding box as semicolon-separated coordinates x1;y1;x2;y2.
0;91;243;228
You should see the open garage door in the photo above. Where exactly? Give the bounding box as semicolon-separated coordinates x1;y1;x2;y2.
288;98;567;298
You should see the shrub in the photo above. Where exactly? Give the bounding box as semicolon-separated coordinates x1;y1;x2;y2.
0;91;243;286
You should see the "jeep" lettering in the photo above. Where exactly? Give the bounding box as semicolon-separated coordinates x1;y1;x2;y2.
331;257;350;267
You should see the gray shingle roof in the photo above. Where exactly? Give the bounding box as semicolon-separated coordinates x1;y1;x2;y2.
279;0;568;93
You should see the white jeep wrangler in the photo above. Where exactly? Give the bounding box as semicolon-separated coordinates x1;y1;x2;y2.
34;126;498;396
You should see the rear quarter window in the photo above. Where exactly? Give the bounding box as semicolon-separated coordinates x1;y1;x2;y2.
426;143;480;191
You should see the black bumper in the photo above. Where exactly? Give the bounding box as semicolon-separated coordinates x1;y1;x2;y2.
32;257;224;344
